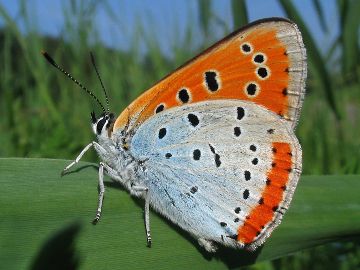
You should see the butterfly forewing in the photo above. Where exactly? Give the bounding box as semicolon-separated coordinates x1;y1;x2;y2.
114;18;306;133
128;100;301;249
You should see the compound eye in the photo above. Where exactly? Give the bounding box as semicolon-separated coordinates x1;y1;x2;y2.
96;117;107;134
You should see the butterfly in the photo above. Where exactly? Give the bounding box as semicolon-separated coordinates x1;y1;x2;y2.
43;17;306;252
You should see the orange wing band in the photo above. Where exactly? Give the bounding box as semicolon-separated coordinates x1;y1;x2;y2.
237;142;292;244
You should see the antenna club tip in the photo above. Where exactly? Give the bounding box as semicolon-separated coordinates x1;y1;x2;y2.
41;51;57;67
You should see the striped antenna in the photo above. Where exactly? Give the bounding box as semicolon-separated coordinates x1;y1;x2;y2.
90;52;110;113
41;51;106;113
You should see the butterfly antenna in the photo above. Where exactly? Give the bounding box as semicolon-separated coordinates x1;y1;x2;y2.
90;52;110;113
41;51;106;113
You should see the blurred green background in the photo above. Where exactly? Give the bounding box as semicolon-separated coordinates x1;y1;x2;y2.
0;0;359;269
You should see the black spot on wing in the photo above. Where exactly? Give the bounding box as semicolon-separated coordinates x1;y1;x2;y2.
178;88;190;103
237;107;245;120
190;186;198;194
234;127;241;137
243;189;250;199
204;71;219;92
193;149;201;160
267;128;275;134
244;170;251;181
257;67;269;79
158;128;167;139
187;113;199;127
253;53;265;63
209;144;215;154
155;104;165;113
215;154;221;167
208;144;221;167
246;83;257;96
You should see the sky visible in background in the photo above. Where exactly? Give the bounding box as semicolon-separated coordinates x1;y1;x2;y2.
0;0;338;57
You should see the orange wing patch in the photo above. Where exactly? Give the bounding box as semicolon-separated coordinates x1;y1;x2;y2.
113;18;306;132
237;142;293;245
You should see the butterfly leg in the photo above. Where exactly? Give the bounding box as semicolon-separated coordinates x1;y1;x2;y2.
62;141;100;175
92;162;128;224
93;162;105;224
97;163;152;247
131;185;152;247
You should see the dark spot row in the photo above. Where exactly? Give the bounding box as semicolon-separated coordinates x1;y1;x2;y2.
158;113;200;140
154;70;221;115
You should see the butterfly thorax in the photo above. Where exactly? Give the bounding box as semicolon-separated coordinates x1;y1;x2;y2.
91;112;142;191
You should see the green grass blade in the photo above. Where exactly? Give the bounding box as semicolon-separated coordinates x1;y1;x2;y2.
278;0;341;119
312;0;328;32
231;0;248;28
198;0;212;38
0;158;359;269
340;1;360;82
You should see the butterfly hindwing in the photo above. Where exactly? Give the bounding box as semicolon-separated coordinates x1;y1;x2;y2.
114;17;306;133
128;100;302;249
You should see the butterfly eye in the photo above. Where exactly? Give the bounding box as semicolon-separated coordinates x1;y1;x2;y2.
96;117;107;134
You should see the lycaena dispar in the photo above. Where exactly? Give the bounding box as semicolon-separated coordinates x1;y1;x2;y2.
43;17;306;252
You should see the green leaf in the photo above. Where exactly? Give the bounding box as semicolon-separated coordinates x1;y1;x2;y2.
0;158;359;269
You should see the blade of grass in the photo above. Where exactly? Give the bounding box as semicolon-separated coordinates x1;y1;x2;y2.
0;3;62;123
231;0;248;29
198;0;212;38
0;158;359;269
278;0;341;119
340;0;360;82
312;0;328;32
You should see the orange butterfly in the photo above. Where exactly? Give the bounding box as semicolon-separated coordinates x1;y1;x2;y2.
43;17;306;252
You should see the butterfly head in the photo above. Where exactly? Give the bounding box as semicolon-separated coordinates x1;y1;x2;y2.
41;51;115;138
91;111;115;138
